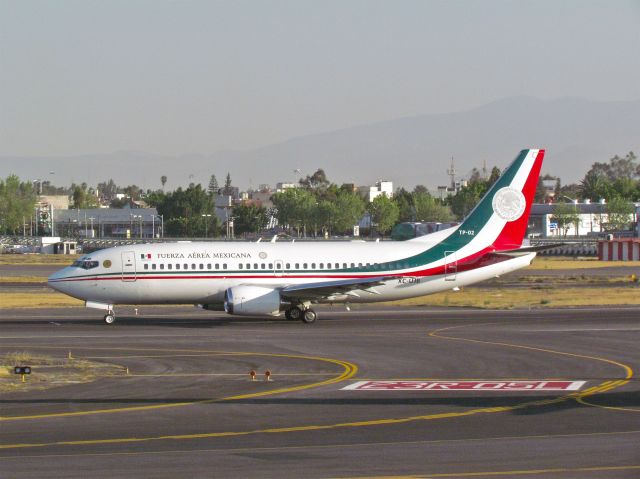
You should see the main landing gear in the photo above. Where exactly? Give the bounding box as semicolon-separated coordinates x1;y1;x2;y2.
284;306;317;324
104;310;116;324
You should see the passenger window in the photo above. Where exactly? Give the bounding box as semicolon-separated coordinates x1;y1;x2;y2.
223;264;227;270
351;263;355;268
144;264;148;270
239;263;243;269
215;263;219;269
311;263;316;269
268;263;273;269
207;264;211;269
343;263;347;268
261;263;266;269
319;263;324;269
168;264;172;270
199;264;203;270
335;263;340;269
303;263;308;269
152;264;157;270
191;264;195;270
176;264;180;270
160;264;164;270
358;263;363;267
286;263;290;269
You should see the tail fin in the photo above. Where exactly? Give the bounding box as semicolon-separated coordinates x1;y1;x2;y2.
459;148;544;250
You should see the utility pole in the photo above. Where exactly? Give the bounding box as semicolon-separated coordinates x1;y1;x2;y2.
201;214;212;238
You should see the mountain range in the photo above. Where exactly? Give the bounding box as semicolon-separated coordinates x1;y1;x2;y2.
2;96;638;192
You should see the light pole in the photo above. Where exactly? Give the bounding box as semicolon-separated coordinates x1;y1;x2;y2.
201;214;212;238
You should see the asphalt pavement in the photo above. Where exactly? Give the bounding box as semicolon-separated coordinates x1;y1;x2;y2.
0;306;639;478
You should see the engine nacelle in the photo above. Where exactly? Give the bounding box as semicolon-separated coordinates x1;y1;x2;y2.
224;285;281;316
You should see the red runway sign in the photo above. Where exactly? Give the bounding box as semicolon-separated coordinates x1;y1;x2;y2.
342;380;585;391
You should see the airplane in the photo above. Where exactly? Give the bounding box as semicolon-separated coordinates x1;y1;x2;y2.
48;149;545;325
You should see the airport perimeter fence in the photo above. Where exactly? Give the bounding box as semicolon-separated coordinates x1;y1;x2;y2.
1;235;600;256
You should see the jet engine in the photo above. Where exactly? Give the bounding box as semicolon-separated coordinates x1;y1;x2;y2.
224;285;282;316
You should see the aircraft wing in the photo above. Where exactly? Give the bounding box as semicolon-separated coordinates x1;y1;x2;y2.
281;276;395;300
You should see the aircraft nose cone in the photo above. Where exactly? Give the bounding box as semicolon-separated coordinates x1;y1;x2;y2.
47;268;67;292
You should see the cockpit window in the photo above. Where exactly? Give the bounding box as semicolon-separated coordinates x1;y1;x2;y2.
72;260;99;270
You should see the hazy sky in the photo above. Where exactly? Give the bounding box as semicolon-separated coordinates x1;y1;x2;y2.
1;0;640;157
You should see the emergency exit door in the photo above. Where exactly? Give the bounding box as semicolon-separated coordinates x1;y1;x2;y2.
121;251;136;282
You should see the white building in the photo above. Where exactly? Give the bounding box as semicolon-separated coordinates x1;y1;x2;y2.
360;180;393;202
275;182;297;192
528;201;638;237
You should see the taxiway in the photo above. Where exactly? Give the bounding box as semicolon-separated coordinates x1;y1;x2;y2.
0;306;638;478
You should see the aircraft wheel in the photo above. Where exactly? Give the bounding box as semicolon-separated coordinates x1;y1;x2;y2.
288;307;302;321
104;312;115;324
301;309;317;324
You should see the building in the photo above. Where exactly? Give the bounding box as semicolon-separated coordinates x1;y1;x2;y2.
359;180;393;202
275;182;297;192
527;201;637;237
38;195;70;210
53;208;160;239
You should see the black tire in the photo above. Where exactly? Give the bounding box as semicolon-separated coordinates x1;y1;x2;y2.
284;309;292;320
289;307;302;321
302;309;317;324
104;313;115;324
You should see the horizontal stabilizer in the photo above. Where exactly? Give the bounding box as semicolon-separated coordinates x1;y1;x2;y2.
496;243;569;255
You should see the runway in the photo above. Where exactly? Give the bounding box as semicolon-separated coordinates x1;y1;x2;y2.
0;306;639;478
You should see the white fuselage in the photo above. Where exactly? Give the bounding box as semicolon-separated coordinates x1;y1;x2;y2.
48;239;535;308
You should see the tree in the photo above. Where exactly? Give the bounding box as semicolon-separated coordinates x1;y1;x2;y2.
311;200;336;237
552;203;580;237
579;171;611;201
160;175;167;191
156;183;216;237
605;196;634;231
271;188;316;236
71;184;99;209
393;188;414;222
97;179;118;202
232;204;268;235
487;166;501;185
412;192;453;222
0;175;37;235
332;190;365;234
299;169;330;193
208;175;219;195
223;173;233;196
448;181;488;219
368;194;399;236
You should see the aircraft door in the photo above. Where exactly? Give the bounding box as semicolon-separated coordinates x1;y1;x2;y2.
444;251;457;281
121;251;136;282
274;260;284;277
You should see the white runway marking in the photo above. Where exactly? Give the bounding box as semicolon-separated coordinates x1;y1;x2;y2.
523;327;640;332
343;380;586;391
